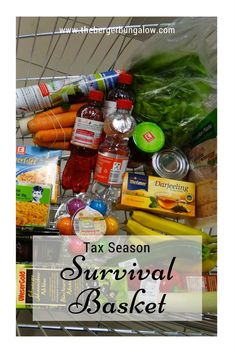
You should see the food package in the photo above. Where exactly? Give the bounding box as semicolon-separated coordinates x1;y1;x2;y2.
121;172;195;218
188;139;217;182
186;109;217;227
16;263;81;309
16;183;51;227
196;180;217;217
16;145;62;204
187;109;217;182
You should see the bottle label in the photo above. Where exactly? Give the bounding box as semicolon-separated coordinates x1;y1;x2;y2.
103;100;117;118
103;99;133;119
94;152;129;185
72;117;104;149
16;85;53;114
16;77;84;114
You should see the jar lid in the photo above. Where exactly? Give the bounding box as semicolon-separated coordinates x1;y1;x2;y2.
133;122;165;153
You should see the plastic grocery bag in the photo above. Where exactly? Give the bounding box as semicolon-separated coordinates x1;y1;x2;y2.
186;109;217;228
125;17;217;148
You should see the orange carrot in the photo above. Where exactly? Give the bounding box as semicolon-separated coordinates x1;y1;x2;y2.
34;102;86;119
28;112;77;133
34;127;73;142
34;138;71;150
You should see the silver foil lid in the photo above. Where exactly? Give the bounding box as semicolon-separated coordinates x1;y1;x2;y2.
152;147;189;180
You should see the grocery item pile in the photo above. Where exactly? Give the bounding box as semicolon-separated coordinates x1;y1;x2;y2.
16;65;217;266
16;19;217;315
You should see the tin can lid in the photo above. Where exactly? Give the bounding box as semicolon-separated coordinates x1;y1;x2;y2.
133;122;165;153
152;148;189;180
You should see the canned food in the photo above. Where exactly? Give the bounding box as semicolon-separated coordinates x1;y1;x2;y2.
152;147;189;180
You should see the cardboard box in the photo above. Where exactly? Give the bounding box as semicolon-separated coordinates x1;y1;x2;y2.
16;145;61;204
16;264;81;309
121;173;195;217
16;183;51;227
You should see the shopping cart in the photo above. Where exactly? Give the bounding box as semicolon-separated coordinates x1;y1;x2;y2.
16;16;217;336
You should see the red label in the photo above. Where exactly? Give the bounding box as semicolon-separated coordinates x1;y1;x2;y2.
39;83;50;97
143;131;156;143
72;117;104;149
94;153;128;185
76;129;94;137
18;270;26;302
16;146;26;155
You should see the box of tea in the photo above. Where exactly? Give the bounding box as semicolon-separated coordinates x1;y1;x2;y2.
121;173;195;217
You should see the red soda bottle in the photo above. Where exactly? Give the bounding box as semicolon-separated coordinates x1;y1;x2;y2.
62;90;104;193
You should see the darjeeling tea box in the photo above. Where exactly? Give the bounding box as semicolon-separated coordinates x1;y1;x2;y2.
121;173;195;217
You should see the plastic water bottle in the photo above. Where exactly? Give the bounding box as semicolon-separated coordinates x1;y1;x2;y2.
91;99;136;202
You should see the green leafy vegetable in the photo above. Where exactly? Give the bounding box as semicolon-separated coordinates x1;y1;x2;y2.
130;51;215;147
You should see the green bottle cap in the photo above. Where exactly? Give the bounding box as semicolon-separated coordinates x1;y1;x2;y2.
133;122;165;153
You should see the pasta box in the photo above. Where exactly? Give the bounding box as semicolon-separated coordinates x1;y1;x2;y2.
16;145;61;204
121;172;196;217
16;183;51;227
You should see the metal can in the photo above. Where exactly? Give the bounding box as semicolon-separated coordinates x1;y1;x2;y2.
152;147;189;180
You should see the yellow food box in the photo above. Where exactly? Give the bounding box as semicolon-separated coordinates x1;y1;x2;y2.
121;173;195;217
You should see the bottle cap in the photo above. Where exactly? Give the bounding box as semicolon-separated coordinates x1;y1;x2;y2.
133;122;165;153
118;72;133;85
117;99;132;110
89;90;104;101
